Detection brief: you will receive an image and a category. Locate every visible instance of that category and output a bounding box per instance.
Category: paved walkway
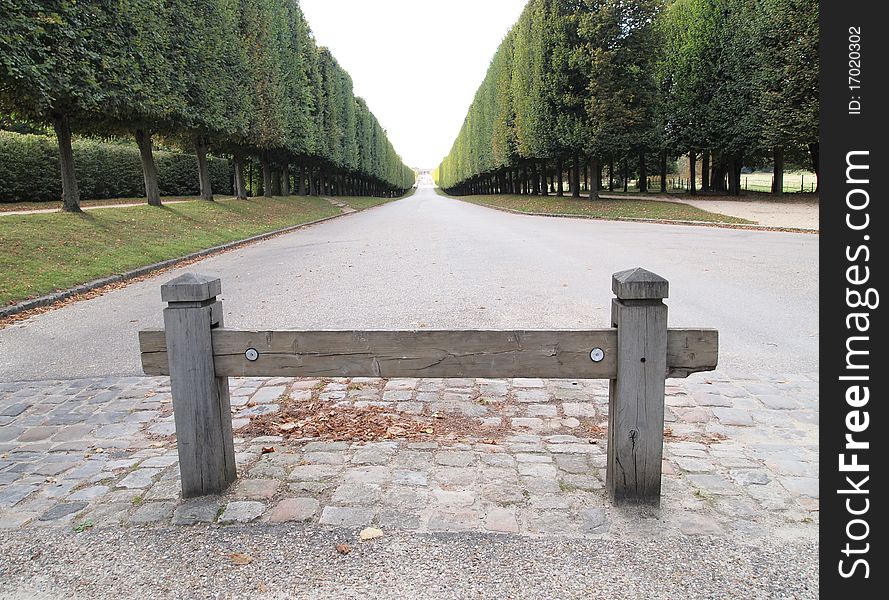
[0,372,818,540]
[0,199,195,216]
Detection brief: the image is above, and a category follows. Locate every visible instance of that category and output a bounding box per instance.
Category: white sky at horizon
[299,0,529,169]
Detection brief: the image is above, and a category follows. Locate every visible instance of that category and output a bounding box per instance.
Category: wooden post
[161,273,236,498]
[607,267,669,506]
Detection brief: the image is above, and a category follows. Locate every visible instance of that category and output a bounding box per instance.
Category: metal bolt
[590,347,605,363]
[245,348,259,362]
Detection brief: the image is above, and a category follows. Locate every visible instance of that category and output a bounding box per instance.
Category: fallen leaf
[229,553,254,566]
[386,426,406,437]
[359,527,384,541]
[278,422,298,432]
[424,428,434,434]
[335,543,351,555]
[261,447,276,455]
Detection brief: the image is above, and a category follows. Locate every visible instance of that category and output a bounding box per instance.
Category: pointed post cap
[161,273,222,303]
[612,267,669,300]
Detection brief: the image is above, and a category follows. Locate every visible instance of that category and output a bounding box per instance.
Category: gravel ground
[0,526,818,599]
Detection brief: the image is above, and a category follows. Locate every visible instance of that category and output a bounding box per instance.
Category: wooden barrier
[139,268,718,505]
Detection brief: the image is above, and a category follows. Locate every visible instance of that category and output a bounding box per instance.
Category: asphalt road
[0,187,818,382]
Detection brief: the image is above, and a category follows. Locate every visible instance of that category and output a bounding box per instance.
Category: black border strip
[820,1,886,594]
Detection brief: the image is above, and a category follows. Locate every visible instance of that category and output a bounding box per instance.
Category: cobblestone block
[319,506,375,527]
[266,498,319,523]
[219,501,266,524]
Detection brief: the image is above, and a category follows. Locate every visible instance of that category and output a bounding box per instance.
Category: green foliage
[757,0,819,151]
[439,0,818,195]
[0,0,414,197]
[0,131,231,203]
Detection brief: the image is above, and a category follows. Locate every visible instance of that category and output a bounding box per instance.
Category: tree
[0,1,112,211]
[758,0,819,192]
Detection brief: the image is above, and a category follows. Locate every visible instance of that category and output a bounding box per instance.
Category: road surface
[0,187,818,382]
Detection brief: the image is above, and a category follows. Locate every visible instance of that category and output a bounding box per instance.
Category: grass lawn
[0,195,342,306]
[441,191,754,224]
[740,170,817,194]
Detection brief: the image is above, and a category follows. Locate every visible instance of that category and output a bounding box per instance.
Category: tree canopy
[0,0,414,209]
[437,0,818,196]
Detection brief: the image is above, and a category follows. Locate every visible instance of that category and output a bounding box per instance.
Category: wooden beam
[666,328,718,378]
[141,329,618,378]
[139,328,717,380]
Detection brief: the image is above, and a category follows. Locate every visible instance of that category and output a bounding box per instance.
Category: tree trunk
[701,150,710,192]
[531,162,539,195]
[233,153,247,200]
[583,163,588,192]
[297,164,307,195]
[638,152,647,193]
[728,156,742,196]
[556,159,564,196]
[660,151,667,193]
[52,112,81,212]
[572,155,580,197]
[808,142,819,191]
[727,158,738,196]
[608,158,614,191]
[194,135,214,201]
[588,156,599,200]
[281,163,291,196]
[688,151,697,195]
[272,168,282,196]
[261,158,273,197]
[622,158,628,193]
[135,128,162,206]
[772,146,784,194]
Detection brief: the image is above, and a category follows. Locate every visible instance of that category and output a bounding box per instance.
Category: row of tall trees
[0,0,414,212]
[435,0,818,197]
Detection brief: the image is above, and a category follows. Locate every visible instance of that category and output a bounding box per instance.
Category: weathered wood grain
[140,327,716,379]
[666,328,718,378]
[160,275,236,498]
[606,272,669,507]
[142,329,619,379]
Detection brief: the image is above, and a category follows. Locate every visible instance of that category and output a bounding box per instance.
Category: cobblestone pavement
[0,373,818,542]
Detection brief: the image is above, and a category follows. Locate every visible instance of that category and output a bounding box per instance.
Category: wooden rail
[139,328,716,379]
[139,268,718,505]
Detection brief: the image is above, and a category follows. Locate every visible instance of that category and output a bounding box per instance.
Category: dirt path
[599,193,819,230]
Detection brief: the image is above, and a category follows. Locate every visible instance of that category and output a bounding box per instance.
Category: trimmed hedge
[0,131,232,203]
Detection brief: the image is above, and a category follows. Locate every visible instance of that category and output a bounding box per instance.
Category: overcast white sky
[300,0,528,169]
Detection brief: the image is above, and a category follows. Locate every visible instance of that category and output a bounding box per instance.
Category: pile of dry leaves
[235,398,512,444]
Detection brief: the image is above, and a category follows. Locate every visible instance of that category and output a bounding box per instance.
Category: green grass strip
[0,196,342,306]
[443,191,754,224]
